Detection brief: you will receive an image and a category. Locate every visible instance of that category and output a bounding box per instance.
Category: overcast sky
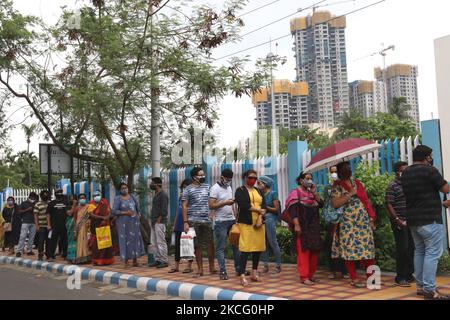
[5,0,450,155]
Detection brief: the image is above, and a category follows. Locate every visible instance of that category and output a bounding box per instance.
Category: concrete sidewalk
[2,252,450,300]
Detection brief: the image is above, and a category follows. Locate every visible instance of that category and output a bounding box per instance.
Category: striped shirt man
[181,183,211,223]
[34,201,49,228]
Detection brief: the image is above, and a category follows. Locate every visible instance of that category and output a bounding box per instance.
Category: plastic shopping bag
[180,227,196,259]
[96,226,113,250]
[170,232,176,247]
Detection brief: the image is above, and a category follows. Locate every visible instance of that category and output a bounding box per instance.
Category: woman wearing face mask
[169,179,193,274]
[257,176,282,274]
[112,183,145,268]
[88,191,114,266]
[331,162,376,288]
[323,166,348,280]
[285,172,323,285]
[2,197,21,255]
[66,195,78,263]
[68,194,91,264]
[234,169,267,287]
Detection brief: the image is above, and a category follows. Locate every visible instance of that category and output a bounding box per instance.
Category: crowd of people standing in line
[1,144,449,299]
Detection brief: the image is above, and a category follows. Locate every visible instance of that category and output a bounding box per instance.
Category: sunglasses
[246,177,258,180]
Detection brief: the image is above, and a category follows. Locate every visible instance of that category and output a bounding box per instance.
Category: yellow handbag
[228,224,240,247]
[95,226,112,250]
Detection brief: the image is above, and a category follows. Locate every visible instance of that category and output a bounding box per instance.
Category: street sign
[39,144,79,175]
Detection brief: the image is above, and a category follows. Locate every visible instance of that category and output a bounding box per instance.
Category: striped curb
[0,256,286,301]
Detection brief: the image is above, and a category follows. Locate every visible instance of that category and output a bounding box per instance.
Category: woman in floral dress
[331,162,376,288]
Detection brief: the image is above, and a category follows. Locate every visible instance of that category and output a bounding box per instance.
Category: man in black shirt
[386,161,414,287]
[401,145,450,300]
[46,190,69,261]
[16,192,39,257]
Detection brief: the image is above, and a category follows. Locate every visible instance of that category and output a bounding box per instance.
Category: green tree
[388,97,411,120]
[334,112,418,142]
[21,123,40,186]
[0,149,49,189]
[354,163,396,271]
[0,0,265,189]
[249,126,331,156]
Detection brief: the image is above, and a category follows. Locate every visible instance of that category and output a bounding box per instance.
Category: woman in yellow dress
[73,194,91,264]
[235,169,267,287]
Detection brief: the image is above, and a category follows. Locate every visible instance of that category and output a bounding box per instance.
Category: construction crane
[355,44,395,70]
[311,0,357,13]
[354,44,395,111]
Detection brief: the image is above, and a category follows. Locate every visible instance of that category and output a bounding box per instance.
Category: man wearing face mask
[46,189,69,261]
[401,145,450,300]
[209,169,240,280]
[182,167,216,277]
[34,190,50,261]
[16,192,39,257]
[149,177,169,268]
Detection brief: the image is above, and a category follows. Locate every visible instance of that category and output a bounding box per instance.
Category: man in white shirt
[209,168,240,280]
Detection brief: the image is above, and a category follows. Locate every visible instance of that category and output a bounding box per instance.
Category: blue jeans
[214,220,240,274]
[261,214,282,267]
[17,223,36,254]
[410,223,444,292]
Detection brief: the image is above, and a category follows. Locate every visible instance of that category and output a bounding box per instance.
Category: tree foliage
[388,97,411,120]
[334,112,418,142]
[354,163,396,271]
[0,0,265,188]
[0,148,50,189]
[257,126,331,156]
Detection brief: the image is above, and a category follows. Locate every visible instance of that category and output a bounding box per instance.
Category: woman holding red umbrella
[331,161,376,288]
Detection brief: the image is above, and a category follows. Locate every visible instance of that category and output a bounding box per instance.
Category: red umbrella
[305,138,381,173]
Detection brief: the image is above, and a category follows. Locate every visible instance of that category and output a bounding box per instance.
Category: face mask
[7,201,13,206]
[331,173,338,181]
[196,176,206,184]
[246,177,257,187]
[94,196,101,203]
[221,177,232,187]
[398,172,402,178]
[79,199,87,205]
[28,198,36,203]
[304,179,314,188]
[120,189,128,195]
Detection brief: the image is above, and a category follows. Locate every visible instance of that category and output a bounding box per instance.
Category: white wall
[435,35,450,177]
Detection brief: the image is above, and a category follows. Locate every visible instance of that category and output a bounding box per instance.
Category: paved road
[0,264,184,300]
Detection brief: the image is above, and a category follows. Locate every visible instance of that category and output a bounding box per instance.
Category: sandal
[210,269,218,275]
[350,281,366,288]
[168,268,179,273]
[301,279,315,286]
[250,275,261,282]
[193,273,204,278]
[182,268,193,274]
[240,277,249,287]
